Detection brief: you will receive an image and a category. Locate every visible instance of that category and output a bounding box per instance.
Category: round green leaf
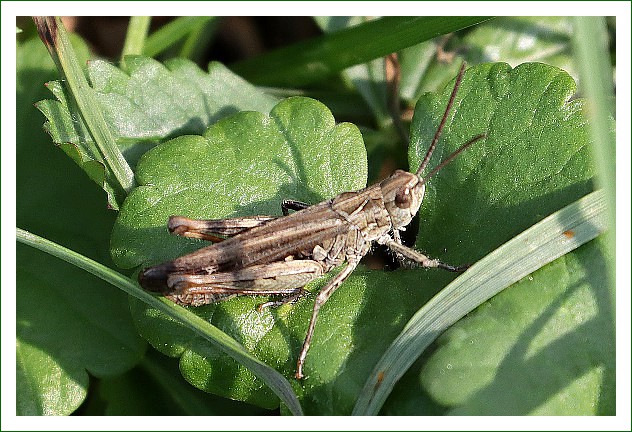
[399,17,577,104]
[383,62,607,415]
[111,96,367,407]
[464,17,576,80]
[410,62,594,264]
[352,62,602,415]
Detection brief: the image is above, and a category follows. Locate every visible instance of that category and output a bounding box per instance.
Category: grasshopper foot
[437,262,470,272]
[256,289,309,312]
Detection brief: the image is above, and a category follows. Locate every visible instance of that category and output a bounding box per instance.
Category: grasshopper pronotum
[139,63,485,379]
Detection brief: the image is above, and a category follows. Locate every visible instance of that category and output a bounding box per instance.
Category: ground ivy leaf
[464,17,576,80]
[88,350,268,415]
[111,96,366,407]
[389,62,608,415]
[400,17,577,105]
[36,55,278,206]
[410,62,594,265]
[17,245,148,415]
[89,56,278,141]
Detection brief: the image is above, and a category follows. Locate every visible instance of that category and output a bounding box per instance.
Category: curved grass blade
[143,16,217,58]
[16,228,303,416]
[353,189,608,415]
[571,17,616,310]
[33,17,135,205]
[233,16,492,87]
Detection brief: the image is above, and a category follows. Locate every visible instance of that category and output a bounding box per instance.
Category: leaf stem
[143,16,217,58]
[121,16,151,59]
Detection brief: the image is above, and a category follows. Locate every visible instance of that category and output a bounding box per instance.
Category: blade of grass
[179,18,219,62]
[16,227,303,416]
[143,16,217,58]
[33,17,135,202]
[571,17,616,311]
[121,16,151,59]
[232,16,492,87]
[353,189,608,415]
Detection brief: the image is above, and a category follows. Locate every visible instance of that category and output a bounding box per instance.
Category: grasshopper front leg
[381,236,468,272]
[281,199,310,215]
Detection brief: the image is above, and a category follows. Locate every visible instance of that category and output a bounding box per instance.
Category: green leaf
[410,62,595,262]
[16,35,146,416]
[110,96,366,408]
[36,55,278,203]
[86,348,270,415]
[374,62,607,415]
[464,17,576,78]
[16,244,147,415]
[423,237,614,415]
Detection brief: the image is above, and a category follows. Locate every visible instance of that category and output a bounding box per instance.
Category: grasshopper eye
[395,188,412,208]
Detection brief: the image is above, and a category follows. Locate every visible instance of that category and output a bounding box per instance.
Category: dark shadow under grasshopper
[139,63,486,380]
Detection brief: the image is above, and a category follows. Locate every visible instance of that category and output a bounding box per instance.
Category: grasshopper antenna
[419,133,486,186]
[416,62,467,178]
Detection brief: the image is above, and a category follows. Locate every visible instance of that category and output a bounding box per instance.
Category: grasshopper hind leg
[168,215,277,241]
[164,260,325,310]
[167,292,238,307]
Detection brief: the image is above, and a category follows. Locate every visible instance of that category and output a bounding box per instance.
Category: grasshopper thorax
[380,169,425,230]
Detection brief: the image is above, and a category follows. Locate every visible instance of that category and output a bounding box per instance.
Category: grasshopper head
[380,170,425,230]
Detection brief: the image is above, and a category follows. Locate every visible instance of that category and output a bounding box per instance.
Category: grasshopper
[139,63,485,379]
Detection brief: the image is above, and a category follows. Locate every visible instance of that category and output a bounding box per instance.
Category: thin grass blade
[16,228,304,416]
[353,189,608,415]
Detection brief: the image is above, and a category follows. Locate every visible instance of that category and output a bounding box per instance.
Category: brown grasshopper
[139,63,485,379]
